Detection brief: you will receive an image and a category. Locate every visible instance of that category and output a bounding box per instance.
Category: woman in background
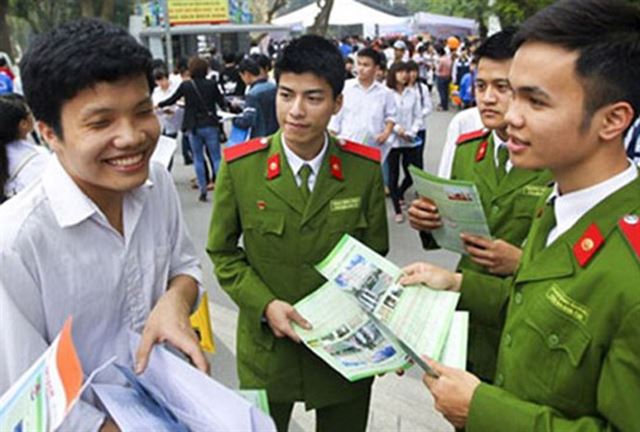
[0,94,51,203]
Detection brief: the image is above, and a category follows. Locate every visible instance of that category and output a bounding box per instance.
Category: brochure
[93,332,276,432]
[294,235,462,381]
[0,319,83,432]
[294,282,411,381]
[409,166,492,254]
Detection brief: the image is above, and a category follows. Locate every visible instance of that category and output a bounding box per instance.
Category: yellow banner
[168,0,229,25]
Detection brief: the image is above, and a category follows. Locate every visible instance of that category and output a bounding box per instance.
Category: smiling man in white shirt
[0,18,206,432]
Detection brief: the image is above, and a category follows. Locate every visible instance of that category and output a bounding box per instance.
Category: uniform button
[548,334,560,347]
[495,373,504,386]
[491,205,500,214]
[514,292,523,305]
[504,333,512,347]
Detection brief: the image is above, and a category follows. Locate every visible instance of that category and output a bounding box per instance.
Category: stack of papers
[294,235,468,381]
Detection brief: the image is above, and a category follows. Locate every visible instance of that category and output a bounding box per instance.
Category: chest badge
[330,155,344,181]
[257,200,267,210]
[475,140,488,162]
[266,153,280,180]
[573,223,604,267]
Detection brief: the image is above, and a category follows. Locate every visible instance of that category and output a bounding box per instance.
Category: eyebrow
[278,85,325,96]
[80,97,153,120]
[515,86,551,100]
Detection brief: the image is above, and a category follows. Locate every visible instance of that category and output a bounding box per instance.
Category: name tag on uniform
[330,197,361,212]
[546,285,590,324]
[522,185,549,197]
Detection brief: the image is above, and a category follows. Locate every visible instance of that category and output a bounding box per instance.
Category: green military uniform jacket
[460,173,640,431]
[207,131,389,409]
[422,129,552,380]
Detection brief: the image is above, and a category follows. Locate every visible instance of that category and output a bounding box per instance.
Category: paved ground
[174,106,460,432]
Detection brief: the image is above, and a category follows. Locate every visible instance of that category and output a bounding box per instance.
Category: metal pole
[163,0,174,71]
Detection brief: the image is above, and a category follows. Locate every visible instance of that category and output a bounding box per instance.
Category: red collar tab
[573,223,605,267]
[266,153,281,180]
[339,139,381,162]
[456,128,488,145]
[330,155,344,180]
[619,214,640,261]
[475,140,488,162]
[223,137,269,163]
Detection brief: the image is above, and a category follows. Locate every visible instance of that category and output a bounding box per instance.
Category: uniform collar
[281,133,329,177]
[42,156,154,229]
[547,161,638,246]
[492,130,512,173]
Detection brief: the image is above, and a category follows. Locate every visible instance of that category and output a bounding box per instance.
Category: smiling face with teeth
[40,74,161,210]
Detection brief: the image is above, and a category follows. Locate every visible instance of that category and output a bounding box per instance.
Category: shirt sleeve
[232,92,258,131]
[458,269,511,329]
[437,113,461,179]
[384,89,397,125]
[467,304,640,430]
[159,165,204,310]
[206,160,278,331]
[0,252,106,432]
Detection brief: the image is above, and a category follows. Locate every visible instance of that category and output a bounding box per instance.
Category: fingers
[464,243,495,261]
[289,309,312,330]
[279,321,301,343]
[398,273,427,286]
[408,200,442,231]
[401,262,429,277]
[460,233,492,249]
[170,330,210,374]
[134,329,157,374]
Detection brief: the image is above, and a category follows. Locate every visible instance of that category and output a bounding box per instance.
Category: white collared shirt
[0,157,202,431]
[492,131,513,174]
[329,78,397,147]
[281,133,329,192]
[546,161,638,246]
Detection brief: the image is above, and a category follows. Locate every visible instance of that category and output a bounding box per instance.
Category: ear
[598,101,635,142]
[38,121,64,153]
[332,93,343,115]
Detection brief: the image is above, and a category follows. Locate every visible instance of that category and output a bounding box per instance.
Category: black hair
[344,57,354,65]
[0,94,30,203]
[19,18,153,138]
[238,58,261,76]
[386,62,410,90]
[152,67,168,81]
[0,58,6,67]
[406,60,419,73]
[357,47,382,67]
[474,27,517,62]
[174,57,189,75]
[223,52,236,64]
[514,0,640,126]
[249,53,272,72]
[274,35,345,98]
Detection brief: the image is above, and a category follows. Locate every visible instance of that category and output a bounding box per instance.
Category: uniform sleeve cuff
[467,383,535,431]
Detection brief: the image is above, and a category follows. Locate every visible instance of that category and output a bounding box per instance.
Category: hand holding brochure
[409,166,491,254]
[294,235,464,381]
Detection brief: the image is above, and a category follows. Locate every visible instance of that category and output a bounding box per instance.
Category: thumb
[398,272,426,286]
[289,308,312,330]
[135,330,156,374]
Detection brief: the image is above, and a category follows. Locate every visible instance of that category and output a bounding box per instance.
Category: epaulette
[619,214,640,261]
[338,139,381,162]
[456,129,489,145]
[223,137,269,163]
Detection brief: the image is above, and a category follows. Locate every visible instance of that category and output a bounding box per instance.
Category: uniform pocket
[513,193,540,219]
[522,295,591,396]
[327,210,368,234]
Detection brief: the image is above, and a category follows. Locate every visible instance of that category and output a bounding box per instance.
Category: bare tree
[308,0,334,36]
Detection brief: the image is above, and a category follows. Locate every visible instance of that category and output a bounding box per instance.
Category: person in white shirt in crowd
[436,106,483,178]
[0,18,207,432]
[0,93,51,203]
[407,60,433,171]
[413,43,435,92]
[386,61,423,223]
[329,47,396,157]
[152,67,183,140]
[392,39,411,64]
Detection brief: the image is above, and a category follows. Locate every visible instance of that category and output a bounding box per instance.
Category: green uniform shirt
[207,131,389,409]
[422,130,552,380]
[460,174,640,431]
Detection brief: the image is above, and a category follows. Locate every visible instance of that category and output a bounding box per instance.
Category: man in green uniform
[207,35,388,432]
[401,1,640,429]
[410,29,553,382]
